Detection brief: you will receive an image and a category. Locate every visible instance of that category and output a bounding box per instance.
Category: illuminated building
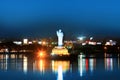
[105,40,116,46]
[23,39,28,45]
[28,41,32,44]
[52,46,69,56]
[13,41,22,45]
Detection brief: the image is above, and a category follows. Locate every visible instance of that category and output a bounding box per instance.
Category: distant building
[23,39,28,45]
[13,41,22,45]
[105,40,116,46]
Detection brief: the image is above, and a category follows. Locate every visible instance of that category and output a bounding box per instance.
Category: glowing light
[39,60,45,72]
[23,56,28,74]
[118,47,119,50]
[82,43,86,46]
[51,46,69,56]
[105,42,110,45]
[96,42,102,45]
[23,39,28,45]
[42,41,46,45]
[51,29,69,56]
[40,52,43,56]
[105,58,113,71]
[28,41,32,44]
[57,66,63,80]
[57,29,64,46]
[52,60,70,73]
[78,37,83,40]
[5,54,8,70]
[78,55,86,77]
[77,36,86,41]
[86,59,88,71]
[5,48,9,52]
[90,37,93,40]
[89,59,94,72]
[33,59,49,73]
[104,47,107,50]
[39,52,43,57]
[11,54,16,59]
[105,40,116,46]
[13,41,22,45]
[88,41,96,45]
[37,50,46,58]
[38,41,42,44]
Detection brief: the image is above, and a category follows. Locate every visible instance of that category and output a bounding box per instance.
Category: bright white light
[13,41,22,45]
[88,41,96,45]
[23,56,28,74]
[78,37,83,40]
[77,36,86,41]
[57,29,64,46]
[5,54,8,70]
[28,41,32,44]
[57,66,63,80]
[80,37,83,40]
[89,59,94,72]
[109,40,113,42]
[90,37,93,40]
[106,58,113,71]
[82,43,86,46]
[105,42,110,45]
[23,39,28,45]
[96,42,102,45]
[38,41,42,44]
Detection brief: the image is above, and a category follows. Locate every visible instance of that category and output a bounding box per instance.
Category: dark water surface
[0,53,120,80]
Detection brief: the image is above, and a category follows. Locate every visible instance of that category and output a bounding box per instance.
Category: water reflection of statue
[57,66,63,80]
[56,29,64,46]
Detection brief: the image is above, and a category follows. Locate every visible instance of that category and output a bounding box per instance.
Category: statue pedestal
[51,46,69,56]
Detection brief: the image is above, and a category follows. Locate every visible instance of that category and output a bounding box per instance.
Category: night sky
[0,0,120,39]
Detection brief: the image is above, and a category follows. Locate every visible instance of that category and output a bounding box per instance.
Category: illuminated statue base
[51,46,69,57]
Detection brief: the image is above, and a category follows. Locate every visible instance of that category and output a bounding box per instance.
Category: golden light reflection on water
[52,60,70,73]
[33,59,51,72]
[23,56,27,73]
[10,54,16,59]
[36,59,45,72]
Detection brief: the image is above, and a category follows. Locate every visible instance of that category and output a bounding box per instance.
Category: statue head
[57,29,63,37]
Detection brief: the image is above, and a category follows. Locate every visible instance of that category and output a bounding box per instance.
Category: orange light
[42,41,46,45]
[37,50,46,58]
[52,60,70,73]
[40,52,43,56]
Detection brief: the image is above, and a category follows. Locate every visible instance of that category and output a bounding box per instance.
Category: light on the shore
[37,50,46,58]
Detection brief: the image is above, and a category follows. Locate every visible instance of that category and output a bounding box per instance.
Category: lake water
[0,53,120,80]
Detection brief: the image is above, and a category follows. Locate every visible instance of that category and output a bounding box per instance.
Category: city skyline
[0,0,120,39]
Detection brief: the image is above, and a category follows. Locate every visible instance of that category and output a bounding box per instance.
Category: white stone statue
[56,29,64,46]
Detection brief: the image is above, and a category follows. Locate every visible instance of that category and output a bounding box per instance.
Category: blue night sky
[0,0,120,39]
